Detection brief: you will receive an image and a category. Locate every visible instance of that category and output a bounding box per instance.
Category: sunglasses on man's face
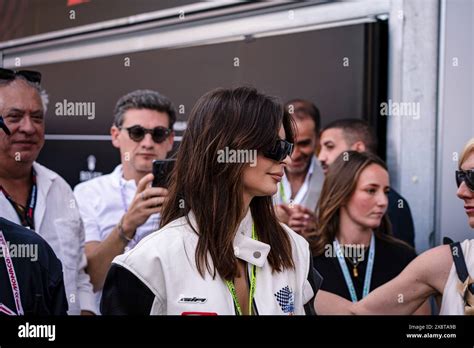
[120,125,171,144]
[456,169,474,192]
[262,139,294,162]
[0,68,42,84]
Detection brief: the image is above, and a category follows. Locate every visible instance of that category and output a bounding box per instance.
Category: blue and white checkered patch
[274,285,295,314]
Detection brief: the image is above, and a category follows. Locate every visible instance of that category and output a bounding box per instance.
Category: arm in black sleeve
[101,264,155,315]
[42,240,69,315]
[387,190,415,247]
[304,252,323,315]
[48,275,69,315]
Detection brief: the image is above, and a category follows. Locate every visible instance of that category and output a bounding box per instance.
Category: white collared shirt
[0,162,96,314]
[73,165,161,250]
[279,155,316,205]
[274,155,324,210]
[74,165,161,313]
[108,210,319,315]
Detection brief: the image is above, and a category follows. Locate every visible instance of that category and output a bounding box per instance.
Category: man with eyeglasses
[73,90,175,309]
[0,68,96,315]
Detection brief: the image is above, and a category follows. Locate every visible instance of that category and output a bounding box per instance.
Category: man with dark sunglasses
[74,90,175,310]
[0,68,96,315]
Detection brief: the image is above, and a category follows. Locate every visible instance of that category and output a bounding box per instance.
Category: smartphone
[152,159,176,188]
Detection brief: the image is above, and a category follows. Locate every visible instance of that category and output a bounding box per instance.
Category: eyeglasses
[119,125,171,143]
[262,139,294,162]
[0,115,11,135]
[456,169,474,192]
[0,68,42,84]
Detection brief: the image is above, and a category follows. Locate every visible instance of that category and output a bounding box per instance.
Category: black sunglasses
[0,68,42,84]
[120,125,171,144]
[456,169,474,192]
[263,139,294,162]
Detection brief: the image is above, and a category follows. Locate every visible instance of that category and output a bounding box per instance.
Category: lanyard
[334,234,375,303]
[0,170,37,230]
[279,182,288,203]
[0,230,24,315]
[225,224,257,315]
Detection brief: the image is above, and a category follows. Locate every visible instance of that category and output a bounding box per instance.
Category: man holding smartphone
[74,90,175,304]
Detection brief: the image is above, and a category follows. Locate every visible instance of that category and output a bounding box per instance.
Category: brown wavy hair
[311,151,411,256]
[160,86,295,280]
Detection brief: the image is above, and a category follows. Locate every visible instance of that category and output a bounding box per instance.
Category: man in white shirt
[0,68,96,314]
[275,99,324,238]
[74,90,175,305]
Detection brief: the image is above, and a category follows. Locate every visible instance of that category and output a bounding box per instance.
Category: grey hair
[0,76,49,113]
[113,89,176,129]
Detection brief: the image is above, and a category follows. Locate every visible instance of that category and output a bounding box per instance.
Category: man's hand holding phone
[120,174,169,239]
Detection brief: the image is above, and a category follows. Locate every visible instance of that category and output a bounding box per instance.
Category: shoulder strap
[444,238,474,294]
[450,242,470,283]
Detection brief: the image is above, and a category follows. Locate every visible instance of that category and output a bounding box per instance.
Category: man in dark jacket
[0,217,68,315]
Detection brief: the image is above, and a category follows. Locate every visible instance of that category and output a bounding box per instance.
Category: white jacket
[101,210,322,315]
[0,162,96,314]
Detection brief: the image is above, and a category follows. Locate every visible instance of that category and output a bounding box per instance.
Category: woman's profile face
[457,151,474,228]
[342,163,390,230]
[242,126,290,199]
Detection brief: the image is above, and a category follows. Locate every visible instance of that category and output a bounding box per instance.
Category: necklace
[345,255,362,277]
[343,245,365,278]
[334,235,375,302]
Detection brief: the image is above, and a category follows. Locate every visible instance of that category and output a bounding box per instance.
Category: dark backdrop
[29,22,387,187]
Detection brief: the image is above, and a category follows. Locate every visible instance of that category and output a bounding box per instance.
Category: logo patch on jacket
[178,296,207,304]
[274,286,295,314]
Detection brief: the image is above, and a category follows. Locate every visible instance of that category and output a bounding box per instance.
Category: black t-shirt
[0,217,68,315]
[313,235,416,301]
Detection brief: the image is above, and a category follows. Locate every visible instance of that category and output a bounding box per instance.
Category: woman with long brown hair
[101,86,321,315]
[316,138,474,315]
[312,151,430,314]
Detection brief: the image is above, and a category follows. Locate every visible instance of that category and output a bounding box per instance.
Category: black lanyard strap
[0,170,37,230]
